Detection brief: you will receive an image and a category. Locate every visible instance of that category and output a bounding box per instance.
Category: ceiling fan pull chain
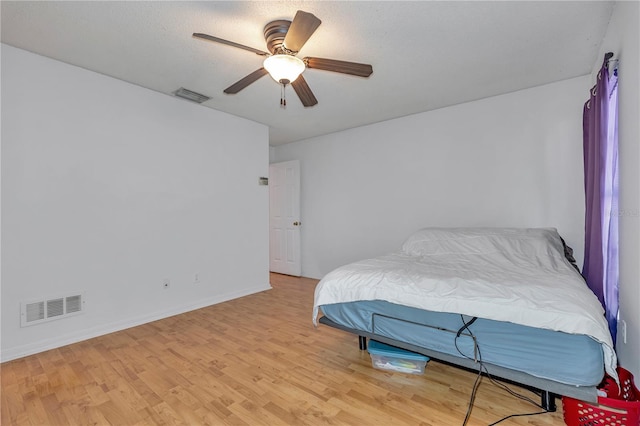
[280,83,287,108]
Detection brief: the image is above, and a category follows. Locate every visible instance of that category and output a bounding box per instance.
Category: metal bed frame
[319,315,600,411]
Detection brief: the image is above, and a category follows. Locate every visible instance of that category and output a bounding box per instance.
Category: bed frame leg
[358,336,367,351]
[541,391,556,412]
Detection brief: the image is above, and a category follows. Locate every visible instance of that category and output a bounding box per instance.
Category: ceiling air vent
[21,293,85,327]
[173,87,211,104]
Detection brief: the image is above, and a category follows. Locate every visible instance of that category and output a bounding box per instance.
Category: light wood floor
[1,273,567,425]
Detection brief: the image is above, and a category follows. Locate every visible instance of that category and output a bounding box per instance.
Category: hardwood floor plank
[149,400,185,425]
[1,273,567,425]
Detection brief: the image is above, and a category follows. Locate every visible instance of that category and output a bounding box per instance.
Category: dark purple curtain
[582,53,619,344]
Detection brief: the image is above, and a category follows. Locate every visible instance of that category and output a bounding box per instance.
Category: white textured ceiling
[1,1,614,145]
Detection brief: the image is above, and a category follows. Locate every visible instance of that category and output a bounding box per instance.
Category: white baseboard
[0,284,272,362]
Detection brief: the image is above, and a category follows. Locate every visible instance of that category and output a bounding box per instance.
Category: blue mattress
[320,300,604,386]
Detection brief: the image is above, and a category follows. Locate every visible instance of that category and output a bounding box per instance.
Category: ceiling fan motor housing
[264,20,292,54]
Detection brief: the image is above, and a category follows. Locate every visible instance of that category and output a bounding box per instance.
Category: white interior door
[269,160,301,276]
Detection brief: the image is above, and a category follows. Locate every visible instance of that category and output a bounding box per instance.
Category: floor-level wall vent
[66,295,82,313]
[21,293,85,327]
[25,301,45,323]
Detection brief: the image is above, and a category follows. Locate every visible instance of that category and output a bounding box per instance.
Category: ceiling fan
[193,10,373,107]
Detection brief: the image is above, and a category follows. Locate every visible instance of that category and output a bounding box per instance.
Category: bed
[312,227,617,410]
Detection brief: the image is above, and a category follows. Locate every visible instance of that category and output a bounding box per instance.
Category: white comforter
[313,228,617,381]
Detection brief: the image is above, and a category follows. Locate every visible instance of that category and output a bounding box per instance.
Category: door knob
[293,221,301,226]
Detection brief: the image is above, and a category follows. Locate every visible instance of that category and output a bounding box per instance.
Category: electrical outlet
[194,273,200,284]
[163,279,170,289]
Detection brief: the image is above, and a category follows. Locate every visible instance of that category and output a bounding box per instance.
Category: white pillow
[400,227,564,257]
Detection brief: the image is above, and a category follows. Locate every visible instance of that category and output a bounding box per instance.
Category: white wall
[1,45,270,361]
[593,1,640,378]
[272,76,589,280]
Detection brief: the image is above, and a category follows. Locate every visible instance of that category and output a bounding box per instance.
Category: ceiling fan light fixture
[263,54,305,84]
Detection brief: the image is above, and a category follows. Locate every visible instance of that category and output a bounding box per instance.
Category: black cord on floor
[454,315,551,426]
[488,410,551,425]
[462,367,484,425]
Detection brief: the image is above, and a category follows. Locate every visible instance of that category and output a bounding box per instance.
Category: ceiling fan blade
[283,11,322,52]
[291,75,318,107]
[193,33,268,56]
[224,68,269,94]
[305,57,373,77]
